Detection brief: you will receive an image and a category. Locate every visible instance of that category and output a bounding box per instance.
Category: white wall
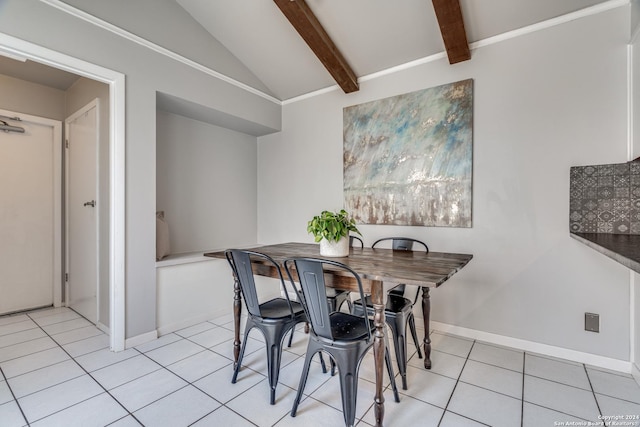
[0,0,281,339]
[156,111,258,254]
[632,0,640,40]
[258,7,632,361]
[0,74,65,120]
[156,259,231,334]
[60,0,273,97]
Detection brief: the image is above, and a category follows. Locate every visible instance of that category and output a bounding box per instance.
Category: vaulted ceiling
[0,0,615,101]
[176,0,613,100]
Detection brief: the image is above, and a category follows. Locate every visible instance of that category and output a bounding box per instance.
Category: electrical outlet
[585,313,599,333]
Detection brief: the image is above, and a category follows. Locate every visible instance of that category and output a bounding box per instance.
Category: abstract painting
[343,79,473,227]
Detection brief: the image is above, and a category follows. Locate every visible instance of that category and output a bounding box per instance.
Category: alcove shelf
[570,232,640,274]
[569,158,640,274]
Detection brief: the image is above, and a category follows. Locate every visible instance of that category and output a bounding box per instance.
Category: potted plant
[307,209,361,257]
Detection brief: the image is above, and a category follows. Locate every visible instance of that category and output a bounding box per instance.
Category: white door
[66,100,99,324]
[0,110,62,315]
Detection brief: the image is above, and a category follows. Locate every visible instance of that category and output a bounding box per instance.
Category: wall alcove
[154,92,279,334]
[155,91,279,260]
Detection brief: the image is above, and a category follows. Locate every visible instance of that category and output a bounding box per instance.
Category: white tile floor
[1,306,639,427]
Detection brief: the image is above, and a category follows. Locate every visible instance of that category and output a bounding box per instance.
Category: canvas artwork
[343,79,473,227]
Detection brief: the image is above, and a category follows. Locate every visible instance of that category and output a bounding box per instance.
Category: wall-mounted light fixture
[0,115,25,133]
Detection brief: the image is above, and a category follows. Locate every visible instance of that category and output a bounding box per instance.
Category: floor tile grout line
[93,347,165,390]
[0,341,60,366]
[0,363,30,426]
[0,333,51,352]
[105,414,143,426]
[21,307,146,426]
[45,328,106,347]
[135,345,231,396]
[188,404,259,427]
[584,363,604,419]
[37,319,96,336]
[63,337,111,357]
[437,338,476,426]
[521,351,526,427]
[20,306,73,319]
[134,342,266,425]
[29,312,83,325]
[586,364,638,380]
[0,314,32,325]
[5,309,637,426]
[527,351,584,367]
[60,334,111,354]
[455,378,524,401]
[465,356,524,375]
[0,323,40,337]
[592,390,640,406]
[519,371,606,422]
[6,358,85,399]
[524,401,595,424]
[525,372,598,392]
[27,389,115,425]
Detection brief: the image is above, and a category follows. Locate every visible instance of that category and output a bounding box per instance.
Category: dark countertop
[570,232,640,274]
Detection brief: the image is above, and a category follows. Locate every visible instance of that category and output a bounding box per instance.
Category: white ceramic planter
[319,237,349,257]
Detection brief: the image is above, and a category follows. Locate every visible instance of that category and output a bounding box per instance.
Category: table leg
[421,286,431,369]
[371,280,385,427]
[233,274,242,368]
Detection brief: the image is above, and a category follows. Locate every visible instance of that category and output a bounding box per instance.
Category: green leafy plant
[307,209,361,243]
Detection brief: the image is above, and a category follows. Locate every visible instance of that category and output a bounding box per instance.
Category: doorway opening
[0,33,126,351]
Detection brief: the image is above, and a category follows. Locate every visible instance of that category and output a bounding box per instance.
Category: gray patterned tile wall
[570,161,640,234]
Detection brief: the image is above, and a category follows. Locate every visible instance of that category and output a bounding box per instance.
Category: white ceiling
[0,0,617,100]
[176,0,613,100]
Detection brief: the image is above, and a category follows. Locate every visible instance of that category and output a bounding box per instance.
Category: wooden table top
[204,242,472,288]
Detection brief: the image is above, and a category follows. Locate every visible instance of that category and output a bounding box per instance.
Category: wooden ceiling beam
[432,0,471,64]
[273,0,359,93]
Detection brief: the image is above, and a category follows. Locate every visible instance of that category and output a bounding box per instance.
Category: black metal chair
[325,236,362,314]
[284,257,400,427]
[351,237,426,390]
[225,249,320,405]
[349,235,364,248]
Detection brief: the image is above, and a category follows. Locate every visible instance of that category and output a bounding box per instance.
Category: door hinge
[65,139,69,149]
[65,273,68,282]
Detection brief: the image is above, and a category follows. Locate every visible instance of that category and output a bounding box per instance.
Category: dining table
[204,242,472,427]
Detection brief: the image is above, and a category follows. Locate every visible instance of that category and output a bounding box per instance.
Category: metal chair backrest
[284,257,370,342]
[372,237,429,253]
[371,237,428,301]
[349,235,364,248]
[225,249,294,319]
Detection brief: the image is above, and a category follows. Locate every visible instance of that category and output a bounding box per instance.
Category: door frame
[65,99,100,327]
[0,108,63,311]
[0,33,126,351]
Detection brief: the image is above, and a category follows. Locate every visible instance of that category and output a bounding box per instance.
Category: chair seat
[352,294,412,314]
[260,298,305,319]
[329,312,370,341]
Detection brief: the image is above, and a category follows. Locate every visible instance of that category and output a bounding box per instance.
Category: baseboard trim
[157,309,228,336]
[124,330,158,349]
[97,321,110,335]
[632,363,640,385]
[430,320,633,374]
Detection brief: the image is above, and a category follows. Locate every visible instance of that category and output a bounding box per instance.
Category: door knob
[83,200,96,207]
